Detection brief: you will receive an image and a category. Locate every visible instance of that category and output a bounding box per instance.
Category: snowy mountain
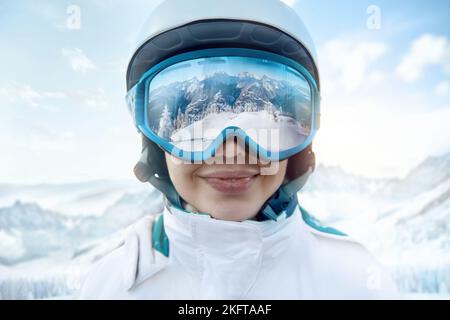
[303,152,450,296]
[0,186,163,266]
[0,181,165,299]
[72,189,163,239]
[373,153,450,259]
[0,201,74,265]
[148,71,311,136]
[0,179,149,217]
[0,201,69,231]
[1,152,449,298]
[378,152,450,200]
[298,164,388,223]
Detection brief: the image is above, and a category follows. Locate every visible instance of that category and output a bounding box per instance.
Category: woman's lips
[202,175,258,194]
[198,170,259,194]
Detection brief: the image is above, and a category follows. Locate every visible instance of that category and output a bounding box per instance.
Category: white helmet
[127,0,320,220]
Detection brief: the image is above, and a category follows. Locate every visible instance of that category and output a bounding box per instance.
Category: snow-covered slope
[0,186,163,266]
[0,181,164,299]
[304,152,450,296]
[1,151,449,298]
[377,152,450,200]
[0,179,149,217]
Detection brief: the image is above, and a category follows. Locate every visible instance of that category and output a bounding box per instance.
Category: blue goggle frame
[126,48,320,163]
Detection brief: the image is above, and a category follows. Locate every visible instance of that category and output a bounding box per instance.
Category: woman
[78,0,399,299]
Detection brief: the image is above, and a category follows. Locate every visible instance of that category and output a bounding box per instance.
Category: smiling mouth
[199,174,259,194]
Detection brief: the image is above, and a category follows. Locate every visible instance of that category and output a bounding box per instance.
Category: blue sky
[151,56,310,90]
[0,0,449,183]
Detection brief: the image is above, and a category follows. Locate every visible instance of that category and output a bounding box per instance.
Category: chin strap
[255,166,314,221]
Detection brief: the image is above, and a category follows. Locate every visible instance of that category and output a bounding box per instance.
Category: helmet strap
[255,166,313,221]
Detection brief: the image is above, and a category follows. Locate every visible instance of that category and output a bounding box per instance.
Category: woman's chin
[203,201,260,221]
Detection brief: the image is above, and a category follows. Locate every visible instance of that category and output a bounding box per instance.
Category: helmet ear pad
[284,143,315,182]
[134,135,171,183]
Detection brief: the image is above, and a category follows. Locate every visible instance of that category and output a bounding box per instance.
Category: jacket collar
[162,202,300,298]
[123,200,301,297]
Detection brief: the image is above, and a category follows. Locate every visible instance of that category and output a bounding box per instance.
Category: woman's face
[165,138,288,221]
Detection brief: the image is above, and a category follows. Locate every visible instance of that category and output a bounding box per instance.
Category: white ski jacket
[77,202,400,299]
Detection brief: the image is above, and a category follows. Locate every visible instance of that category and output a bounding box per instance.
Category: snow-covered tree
[157,104,174,138]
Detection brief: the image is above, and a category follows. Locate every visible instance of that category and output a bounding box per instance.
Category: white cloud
[30,132,77,153]
[319,38,388,93]
[435,80,449,96]
[0,83,66,107]
[0,82,108,110]
[367,70,386,86]
[280,0,298,6]
[396,34,450,82]
[12,84,41,107]
[105,58,128,74]
[315,34,449,178]
[68,88,109,110]
[61,48,96,73]
[315,96,450,178]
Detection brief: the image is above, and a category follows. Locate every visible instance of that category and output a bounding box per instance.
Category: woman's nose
[209,136,259,165]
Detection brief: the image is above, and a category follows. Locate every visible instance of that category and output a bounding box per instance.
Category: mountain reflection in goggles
[145,55,313,155]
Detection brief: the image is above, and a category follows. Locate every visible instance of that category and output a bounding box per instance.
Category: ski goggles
[126,48,320,162]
